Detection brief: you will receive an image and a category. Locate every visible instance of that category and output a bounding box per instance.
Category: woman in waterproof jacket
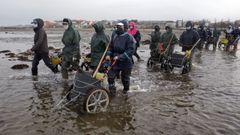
[159,26,178,57]
[150,25,161,57]
[28,18,58,77]
[128,21,142,61]
[61,18,81,80]
[90,22,110,70]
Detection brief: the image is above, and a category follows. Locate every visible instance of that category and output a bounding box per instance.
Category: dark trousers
[32,52,55,76]
[61,56,79,79]
[133,46,140,60]
[213,37,219,49]
[108,68,132,91]
[197,39,205,50]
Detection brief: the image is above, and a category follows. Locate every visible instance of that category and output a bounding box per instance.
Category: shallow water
[0,30,240,135]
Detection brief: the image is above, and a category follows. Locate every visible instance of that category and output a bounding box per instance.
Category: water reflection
[73,97,135,134]
[30,81,55,134]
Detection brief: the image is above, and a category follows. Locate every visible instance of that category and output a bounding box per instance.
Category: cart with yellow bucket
[50,52,62,69]
[161,40,200,74]
[66,68,110,114]
[80,53,91,71]
[218,37,228,49]
[65,39,116,114]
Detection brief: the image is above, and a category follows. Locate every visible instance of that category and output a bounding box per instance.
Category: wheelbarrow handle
[92,37,112,78]
[106,60,117,73]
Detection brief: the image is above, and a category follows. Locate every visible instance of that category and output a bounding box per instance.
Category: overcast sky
[0,0,239,26]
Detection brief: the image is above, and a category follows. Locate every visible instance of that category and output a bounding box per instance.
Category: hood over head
[63,18,73,27]
[165,25,172,33]
[93,22,105,33]
[32,18,44,30]
[186,21,193,30]
[128,21,138,35]
[120,19,129,31]
[154,25,160,31]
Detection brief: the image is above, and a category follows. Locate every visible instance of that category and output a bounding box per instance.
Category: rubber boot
[109,84,116,97]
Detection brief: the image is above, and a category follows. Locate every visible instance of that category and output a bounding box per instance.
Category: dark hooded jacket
[31,18,49,53]
[62,18,81,59]
[206,28,212,38]
[197,26,207,41]
[232,28,240,38]
[179,28,200,48]
[107,32,135,69]
[90,22,110,67]
[150,29,161,50]
[213,28,221,38]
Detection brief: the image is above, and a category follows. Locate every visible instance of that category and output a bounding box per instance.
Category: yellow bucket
[185,50,191,59]
[95,72,106,81]
[220,38,228,45]
[51,56,61,65]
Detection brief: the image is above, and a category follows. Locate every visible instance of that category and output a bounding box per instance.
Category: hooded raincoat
[90,22,110,67]
[61,18,81,79]
[160,28,178,57]
[62,18,81,61]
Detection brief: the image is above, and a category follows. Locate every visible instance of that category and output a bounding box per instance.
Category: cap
[117,22,124,26]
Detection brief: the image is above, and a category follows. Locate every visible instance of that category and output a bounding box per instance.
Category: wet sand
[0,29,240,135]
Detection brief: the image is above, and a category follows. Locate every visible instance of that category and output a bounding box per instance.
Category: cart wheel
[147,58,150,67]
[162,59,172,73]
[166,63,173,73]
[160,62,165,70]
[147,58,154,69]
[182,61,191,74]
[66,84,73,101]
[84,88,110,114]
[147,58,152,68]
[182,67,187,74]
[80,63,90,71]
[218,42,222,49]
[66,85,86,113]
[161,59,167,70]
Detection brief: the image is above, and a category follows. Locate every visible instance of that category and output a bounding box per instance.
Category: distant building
[165,21,176,28]
[44,21,55,28]
[234,20,240,26]
[138,21,177,29]
[54,20,64,28]
[176,20,184,28]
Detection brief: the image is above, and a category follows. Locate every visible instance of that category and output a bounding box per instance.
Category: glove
[113,56,118,60]
[160,43,164,52]
[27,49,33,54]
[103,61,111,68]
[72,57,78,61]
[105,56,111,61]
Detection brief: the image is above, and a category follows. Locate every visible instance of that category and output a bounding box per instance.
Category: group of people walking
[28,18,239,96]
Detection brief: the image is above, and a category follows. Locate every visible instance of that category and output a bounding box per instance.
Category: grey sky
[0,0,239,26]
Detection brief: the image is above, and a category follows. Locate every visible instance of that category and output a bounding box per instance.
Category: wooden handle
[190,39,201,52]
[161,34,174,55]
[92,38,111,78]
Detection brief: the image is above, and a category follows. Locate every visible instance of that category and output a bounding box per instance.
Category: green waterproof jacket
[213,29,221,38]
[62,19,81,60]
[90,22,110,67]
[150,31,161,50]
[160,29,178,57]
